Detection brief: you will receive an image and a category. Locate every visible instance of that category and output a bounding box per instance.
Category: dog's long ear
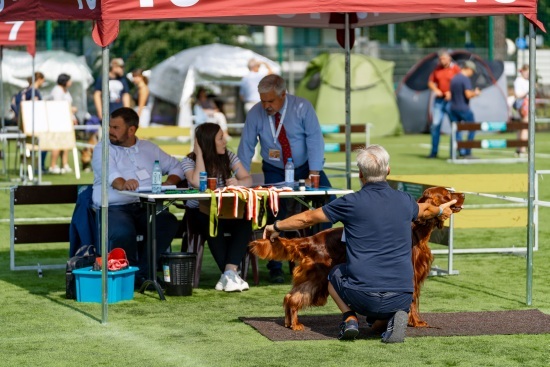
[249,238,293,261]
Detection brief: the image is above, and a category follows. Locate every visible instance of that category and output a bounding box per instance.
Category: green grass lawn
[1,131,550,367]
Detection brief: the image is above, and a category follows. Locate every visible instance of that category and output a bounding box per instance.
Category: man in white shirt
[92,107,184,285]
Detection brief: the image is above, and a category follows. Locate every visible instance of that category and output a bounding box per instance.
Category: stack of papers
[136,185,177,193]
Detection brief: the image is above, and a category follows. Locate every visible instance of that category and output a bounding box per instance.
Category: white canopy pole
[344,13,351,190]
[100,45,110,324]
[0,46,4,131]
[31,58,38,184]
[526,23,536,306]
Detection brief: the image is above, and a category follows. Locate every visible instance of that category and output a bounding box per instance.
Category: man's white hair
[355,144,390,182]
[258,74,286,96]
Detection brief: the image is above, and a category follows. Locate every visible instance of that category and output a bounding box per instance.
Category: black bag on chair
[65,244,98,299]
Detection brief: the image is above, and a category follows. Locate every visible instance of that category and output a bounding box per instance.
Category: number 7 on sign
[5,21,23,41]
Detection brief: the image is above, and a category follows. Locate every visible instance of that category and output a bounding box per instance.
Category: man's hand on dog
[438,199,457,220]
[264,224,280,242]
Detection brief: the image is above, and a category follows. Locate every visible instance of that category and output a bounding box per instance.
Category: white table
[120,187,353,299]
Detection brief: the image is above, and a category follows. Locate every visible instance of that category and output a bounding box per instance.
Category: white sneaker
[239,277,249,291]
[48,166,61,174]
[223,271,243,292]
[214,274,226,291]
[62,165,72,173]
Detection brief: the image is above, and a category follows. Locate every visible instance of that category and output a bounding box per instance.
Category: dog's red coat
[249,186,464,331]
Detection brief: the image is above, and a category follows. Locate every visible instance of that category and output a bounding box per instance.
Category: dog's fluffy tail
[249,237,294,262]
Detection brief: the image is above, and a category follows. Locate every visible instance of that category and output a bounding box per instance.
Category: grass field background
[1,131,550,366]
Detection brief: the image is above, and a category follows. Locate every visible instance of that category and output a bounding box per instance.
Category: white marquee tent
[148,43,280,127]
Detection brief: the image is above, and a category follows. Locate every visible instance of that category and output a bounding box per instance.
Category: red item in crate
[94,248,129,271]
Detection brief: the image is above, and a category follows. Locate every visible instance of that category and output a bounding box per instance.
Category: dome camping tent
[147,43,280,127]
[396,50,509,134]
[296,53,400,137]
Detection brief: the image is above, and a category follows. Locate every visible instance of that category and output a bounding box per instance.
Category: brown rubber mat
[241,309,550,341]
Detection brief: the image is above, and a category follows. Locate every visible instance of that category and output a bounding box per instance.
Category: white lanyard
[269,99,288,144]
[124,144,141,170]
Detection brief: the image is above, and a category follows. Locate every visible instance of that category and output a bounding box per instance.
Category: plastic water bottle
[152,160,162,194]
[284,158,295,185]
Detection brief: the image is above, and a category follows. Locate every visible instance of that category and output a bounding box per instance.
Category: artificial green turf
[1,132,550,366]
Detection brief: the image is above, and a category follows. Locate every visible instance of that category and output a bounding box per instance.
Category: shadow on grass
[429,276,526,306]
[43,294,102,323]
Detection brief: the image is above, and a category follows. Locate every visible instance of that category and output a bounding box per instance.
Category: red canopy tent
[0,21,36,129]
[0,1,542,321]
[0,0,542,28]
[0,21,35,56]
[0,1,543,45]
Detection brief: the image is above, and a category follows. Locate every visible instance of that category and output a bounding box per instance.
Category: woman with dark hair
[131,68,151,127]
[49,73,78,174]
[181,123,253,292]
[193,87,230,140]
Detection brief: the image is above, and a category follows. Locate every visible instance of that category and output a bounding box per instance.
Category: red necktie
[275,112,292,165]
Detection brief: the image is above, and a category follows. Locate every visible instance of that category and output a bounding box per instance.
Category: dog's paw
[408,320,429,328]
[290,323,305,331]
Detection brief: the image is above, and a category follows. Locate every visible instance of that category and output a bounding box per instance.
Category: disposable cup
[207,177,217,190]
[310,174,320,189]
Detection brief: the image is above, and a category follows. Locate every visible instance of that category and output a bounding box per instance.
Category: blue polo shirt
[322,181,418,293]
[450,73,473,112]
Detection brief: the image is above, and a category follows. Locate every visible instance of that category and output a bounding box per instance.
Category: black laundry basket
[161,252,196,296]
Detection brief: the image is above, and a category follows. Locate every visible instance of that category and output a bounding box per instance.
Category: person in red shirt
[427,50,461,158]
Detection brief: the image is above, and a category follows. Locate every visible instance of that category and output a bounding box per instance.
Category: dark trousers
[262,161,334,271]
[329,264,412,323]
[98,203,178,278]
[450,109,476,156]
[194,209,252,273]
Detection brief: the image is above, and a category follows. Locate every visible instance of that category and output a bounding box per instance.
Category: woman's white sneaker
[239,276,249,291]
[215,274,227,291]
[223,271,243,292]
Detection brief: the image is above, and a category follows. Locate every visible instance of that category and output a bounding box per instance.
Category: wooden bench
[321,123,371,153]
[449,121,529,164]
[9,184,158,272]
[321,123,371,179]
[9,184,87,271]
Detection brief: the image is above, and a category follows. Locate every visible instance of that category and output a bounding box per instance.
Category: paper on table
[263,181,296,187]
[136,185,177,193]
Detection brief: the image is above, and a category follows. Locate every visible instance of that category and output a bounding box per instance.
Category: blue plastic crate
[73,266,138,303]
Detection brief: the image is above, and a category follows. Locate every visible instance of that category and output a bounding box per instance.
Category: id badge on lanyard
[269,102,288,144]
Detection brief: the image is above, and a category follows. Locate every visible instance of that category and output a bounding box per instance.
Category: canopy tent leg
[526,23,536,306]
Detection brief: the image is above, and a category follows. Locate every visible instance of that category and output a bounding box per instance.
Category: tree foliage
[111,21,249,72]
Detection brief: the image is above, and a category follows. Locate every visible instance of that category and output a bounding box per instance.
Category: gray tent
[147,43,280,127]
[396,50,509,134]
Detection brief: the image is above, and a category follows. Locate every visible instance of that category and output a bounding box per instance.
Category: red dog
[249,186,464,331]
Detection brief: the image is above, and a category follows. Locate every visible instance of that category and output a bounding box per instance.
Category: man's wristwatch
[273,220,282,232]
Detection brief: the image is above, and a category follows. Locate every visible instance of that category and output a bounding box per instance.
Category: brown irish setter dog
[249,186,464,331]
